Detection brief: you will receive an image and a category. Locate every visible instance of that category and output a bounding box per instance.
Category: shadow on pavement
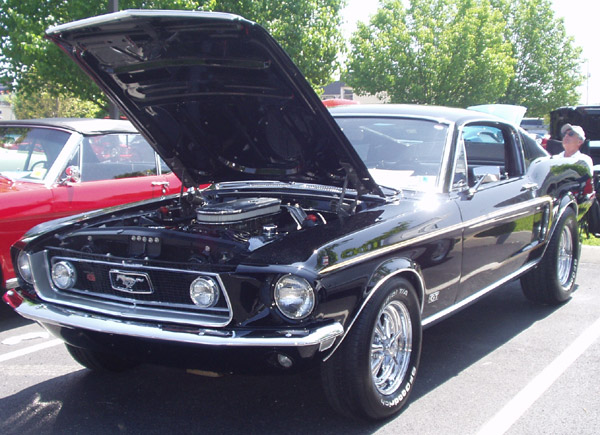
[412,280,561,403]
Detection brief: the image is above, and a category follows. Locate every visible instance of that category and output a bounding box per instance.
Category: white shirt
[557,150,594,175]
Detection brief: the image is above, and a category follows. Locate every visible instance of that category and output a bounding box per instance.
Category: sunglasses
[563,130,577,138]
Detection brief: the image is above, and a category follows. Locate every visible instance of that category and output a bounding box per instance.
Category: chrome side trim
[421,259,538,327]
[319,196,553,274]
[14,300,344,349]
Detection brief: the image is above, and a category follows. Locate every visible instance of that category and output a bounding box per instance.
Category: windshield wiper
[378,184,402,196]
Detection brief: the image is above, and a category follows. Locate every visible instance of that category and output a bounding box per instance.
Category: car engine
[52,189,335,267]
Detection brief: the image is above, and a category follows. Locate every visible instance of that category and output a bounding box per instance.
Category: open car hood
[46,10,382,196]
[467,104,527,126]
[550,106,600,141]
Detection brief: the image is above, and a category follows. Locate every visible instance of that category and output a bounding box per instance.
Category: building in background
[321,81,386,104]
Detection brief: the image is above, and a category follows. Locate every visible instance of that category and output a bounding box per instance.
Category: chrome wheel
[557,224,573,287]
[371,300,412,395]
[521,208,579,305]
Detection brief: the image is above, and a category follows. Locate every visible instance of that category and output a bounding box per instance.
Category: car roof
[0,118,138,135]
[328,104,505,125]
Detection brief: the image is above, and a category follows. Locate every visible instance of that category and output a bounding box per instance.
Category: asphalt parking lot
[1,247,599,434]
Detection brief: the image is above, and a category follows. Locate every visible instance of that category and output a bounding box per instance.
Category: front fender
[323,256,425,361]
[366,257,426,312]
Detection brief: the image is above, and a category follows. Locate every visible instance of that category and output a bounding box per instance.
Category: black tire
[66,344,138,372]
[521,207,579,305]
[321,277,422,421]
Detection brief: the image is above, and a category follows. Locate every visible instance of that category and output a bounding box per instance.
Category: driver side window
[461,123,521,187]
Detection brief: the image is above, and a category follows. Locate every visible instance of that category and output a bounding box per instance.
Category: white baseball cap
[561,123,586,140]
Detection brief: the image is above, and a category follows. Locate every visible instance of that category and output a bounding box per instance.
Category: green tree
[346,0,514,107]
[346,0,583,114]
[13,87,102,119]
[493,0,583,116]
[211,1,346,90]
[0,0,345,116]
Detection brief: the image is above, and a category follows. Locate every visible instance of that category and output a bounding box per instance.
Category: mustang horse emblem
[109,270,153,294]
[116,274,145,289]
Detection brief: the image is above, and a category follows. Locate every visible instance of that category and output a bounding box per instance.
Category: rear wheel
[66,344,138,372]
[521,207,579,304]
[321,277,422,421]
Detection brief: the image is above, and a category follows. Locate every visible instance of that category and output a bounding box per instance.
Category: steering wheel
[30,160,48,171]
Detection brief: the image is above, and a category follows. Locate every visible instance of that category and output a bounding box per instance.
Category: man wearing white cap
[558,123,593,173]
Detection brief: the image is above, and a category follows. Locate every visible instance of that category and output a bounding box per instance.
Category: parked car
[520,117,548,142]
[322,98,359,107]
[0,118,182,292]
[4,10,595,421]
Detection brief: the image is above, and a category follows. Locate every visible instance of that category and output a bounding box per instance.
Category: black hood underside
[46,10,381,196]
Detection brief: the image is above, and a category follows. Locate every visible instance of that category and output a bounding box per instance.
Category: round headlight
[17,251,34,284]
[190,277,219,308]
[51,261,77,289]
[274,274,315,320]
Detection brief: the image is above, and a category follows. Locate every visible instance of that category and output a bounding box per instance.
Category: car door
[50,134,181,217]
[452,122,549,302]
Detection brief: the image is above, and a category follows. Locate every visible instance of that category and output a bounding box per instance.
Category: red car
[322,98,359,108]
[0,118,182,291]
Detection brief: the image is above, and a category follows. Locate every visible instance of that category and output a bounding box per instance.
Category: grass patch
[581,232,600,246]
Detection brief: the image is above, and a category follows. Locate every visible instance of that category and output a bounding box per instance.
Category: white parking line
[0,339,63,363]
[477,316,600,435]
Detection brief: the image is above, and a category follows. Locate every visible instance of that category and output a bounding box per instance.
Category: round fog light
[190,277,219,308]
[17,251,34,284]
[274,274,315,320]
[51,261,77,289]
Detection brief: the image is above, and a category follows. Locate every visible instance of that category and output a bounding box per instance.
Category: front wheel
[321,277,422,421]
[521,207,579,304]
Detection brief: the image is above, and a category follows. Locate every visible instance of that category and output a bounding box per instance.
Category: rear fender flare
[549,193,578,242]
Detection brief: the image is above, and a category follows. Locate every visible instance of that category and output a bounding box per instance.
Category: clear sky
[341,0,600,105]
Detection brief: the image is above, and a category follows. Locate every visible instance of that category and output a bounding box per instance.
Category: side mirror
[468,173,499,197]
[60,165,81,184]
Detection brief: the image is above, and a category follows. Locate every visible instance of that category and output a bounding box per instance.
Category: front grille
[38,249,232,327]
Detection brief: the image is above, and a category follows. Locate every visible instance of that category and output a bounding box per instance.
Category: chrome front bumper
[14,298,344,352]
[5,278,18,290]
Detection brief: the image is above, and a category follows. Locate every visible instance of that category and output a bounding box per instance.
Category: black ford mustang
[3,10,595,421]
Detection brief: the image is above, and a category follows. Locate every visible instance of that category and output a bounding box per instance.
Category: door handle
[151,181,169,194]
[521,182,538,192]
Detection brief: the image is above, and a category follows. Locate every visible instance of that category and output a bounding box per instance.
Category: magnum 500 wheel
[321,277,422,421]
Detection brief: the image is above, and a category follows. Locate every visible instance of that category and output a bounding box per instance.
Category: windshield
[334,117,449,191]
[0,126,71,181]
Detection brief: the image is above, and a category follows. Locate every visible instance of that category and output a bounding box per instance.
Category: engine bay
[51,187,348,267]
